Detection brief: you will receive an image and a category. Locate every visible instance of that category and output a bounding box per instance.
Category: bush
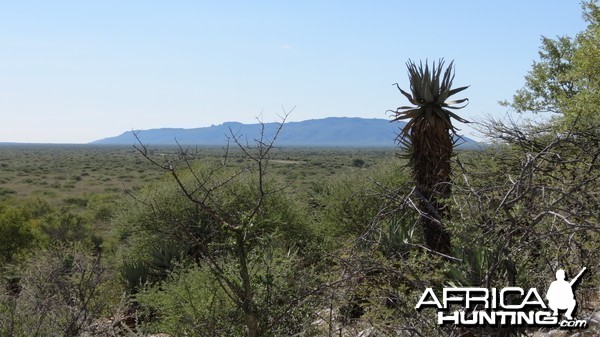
[40,208,92,244]
[0,245,112,337]
[117,157,323,335]
[309,159,411,238]
[351,158,365,168]
[0,209,38,264]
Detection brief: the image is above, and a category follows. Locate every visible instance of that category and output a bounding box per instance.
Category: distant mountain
[91,117,480,148]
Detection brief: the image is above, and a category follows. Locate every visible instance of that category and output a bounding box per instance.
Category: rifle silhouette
[569,267,586,286]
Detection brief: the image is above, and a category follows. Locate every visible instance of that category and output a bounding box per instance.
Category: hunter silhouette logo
[546,267,586,320]
[415,267,588,328]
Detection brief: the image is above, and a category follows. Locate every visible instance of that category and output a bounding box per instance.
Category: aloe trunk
[391,59,469,255]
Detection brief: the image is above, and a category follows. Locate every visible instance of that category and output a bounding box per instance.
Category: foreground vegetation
[0,133,597,336]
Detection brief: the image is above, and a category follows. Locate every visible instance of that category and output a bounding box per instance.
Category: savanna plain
[0,139,597,336]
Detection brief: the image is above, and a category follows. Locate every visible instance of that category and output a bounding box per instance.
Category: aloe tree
[391,59,469,255]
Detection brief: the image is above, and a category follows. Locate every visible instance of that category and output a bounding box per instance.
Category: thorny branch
[133,107,335,336]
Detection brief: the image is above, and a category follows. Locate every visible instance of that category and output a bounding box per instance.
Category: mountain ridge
[91,117,480,148]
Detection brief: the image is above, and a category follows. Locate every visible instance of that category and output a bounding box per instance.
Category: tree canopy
[503,1,600,129]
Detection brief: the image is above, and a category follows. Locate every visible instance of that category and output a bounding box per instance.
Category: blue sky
[0,1,588,143]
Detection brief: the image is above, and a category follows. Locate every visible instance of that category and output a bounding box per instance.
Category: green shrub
[351,158,365,168]
[0,245,111,337]
[116,157,324,335]
[40,209,91,244]
[0,209,37,264]
[309,159,410,238]
[0,187,17,197]
[136,263,243,336]
[136,246,319,337]
[118,163,316,261]
[62,197,88,208]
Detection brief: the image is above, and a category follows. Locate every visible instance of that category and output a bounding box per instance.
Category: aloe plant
[380,216,418,259]
[121,241,189,293]
[146,242,187,279]
[391,59,469,255]
[121,261,149,293]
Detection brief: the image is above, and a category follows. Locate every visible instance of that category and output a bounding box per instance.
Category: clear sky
[0,1,588,143]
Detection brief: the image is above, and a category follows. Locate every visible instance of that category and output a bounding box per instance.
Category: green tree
[391,59,469,255]
[502,1,600,128]
[0,209,37,264]
[127,114,322,336]
[474,3,600,332]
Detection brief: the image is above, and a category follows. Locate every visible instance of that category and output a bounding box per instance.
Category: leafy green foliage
[379,215,420,259]
[351,158,365,168]
[135,263,241,336]
[116,149,325,335]
[121,260,149,294]
[136,245,319,336]
[0,245,111,337]
[504,35,576,115]
[40,209,91,244]
[502,1,600,128]
[0,209,37,264]
[0,139,597,336]
[308,159,410,238]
